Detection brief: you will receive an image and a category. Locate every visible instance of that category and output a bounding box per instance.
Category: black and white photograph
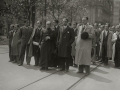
[0,0,120,90]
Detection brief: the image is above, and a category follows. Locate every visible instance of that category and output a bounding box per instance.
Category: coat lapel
[62,26,68,36]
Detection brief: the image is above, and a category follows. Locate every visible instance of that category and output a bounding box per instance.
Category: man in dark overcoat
[11,24,21,64]
[18,21,33,66]
[8,24,14,62]
[58,18,75,72]
[52,20,60,67]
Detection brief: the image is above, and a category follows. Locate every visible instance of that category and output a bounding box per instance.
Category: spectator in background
[11,24,21,64]
[114,25,120,68]
[52,20,60,67]
[99,23,112,65]
[112,25,119,63]
[8,24,14,62]
[71,22,78,67]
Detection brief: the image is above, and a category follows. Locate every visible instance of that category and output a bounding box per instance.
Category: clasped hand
[45,36,50,40]
[33,41,39,46]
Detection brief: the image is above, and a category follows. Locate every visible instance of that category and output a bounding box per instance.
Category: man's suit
[53,25,60,67]
[58,26,75,70]
[18,26,33,65]
[100,30,112,65]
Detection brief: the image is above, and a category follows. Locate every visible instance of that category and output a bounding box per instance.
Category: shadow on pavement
[89,73,112,83]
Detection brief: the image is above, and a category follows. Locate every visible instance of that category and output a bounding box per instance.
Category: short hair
[15,24,19,28]
[37,20,42,25]
[63,18,68,22]
[53,20,59,24]
[94,23,98,27]
[82,16,88,20]
[106,23,110,27]
[73,22,78,25]
[68,22,71,26]
[115,25,119,29]
[10,24,14,28]
[46,21,51,25]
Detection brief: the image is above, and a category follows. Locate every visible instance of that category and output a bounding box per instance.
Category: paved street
[0,45,120,90]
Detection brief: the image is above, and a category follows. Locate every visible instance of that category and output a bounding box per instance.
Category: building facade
[113,0,120,25]
[86,0,113,25]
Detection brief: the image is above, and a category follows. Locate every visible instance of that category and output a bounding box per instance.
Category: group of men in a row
[8,16,120,75]
[92,23,120,69]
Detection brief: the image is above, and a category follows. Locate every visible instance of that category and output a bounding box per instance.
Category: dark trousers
[102,44,108,64]
[60,57,70,70]
[9,45,13,61]
[96,42,100,59]
[114,48,120,67]
[13,55,19,63]
[79,65,90,73]
[19,43,30,65]
[33,45,40,65]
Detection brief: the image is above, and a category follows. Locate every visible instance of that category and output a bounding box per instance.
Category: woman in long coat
[39,21,56,70]
[11,24,21,64]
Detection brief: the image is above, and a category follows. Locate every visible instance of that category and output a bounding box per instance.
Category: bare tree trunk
[44,0,47,27]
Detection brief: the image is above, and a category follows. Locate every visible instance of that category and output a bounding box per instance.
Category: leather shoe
[40,67,45,70]
[59,68,65,71]
[18,64,23,66]
[76,71,83,73]
[65,69,69,73]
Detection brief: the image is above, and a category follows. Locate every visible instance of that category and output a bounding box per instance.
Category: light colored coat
[75,24,94,65]
[112,33,117,60]
[99,30,113,58]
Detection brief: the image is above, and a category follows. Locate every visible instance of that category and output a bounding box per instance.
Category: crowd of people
[8,16,120,75]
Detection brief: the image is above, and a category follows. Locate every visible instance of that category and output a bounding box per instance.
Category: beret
[81,32,89,40]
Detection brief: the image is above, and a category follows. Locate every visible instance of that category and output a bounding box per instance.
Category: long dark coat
[11,29,21,56]
[58,26,75,57]
[28,27,43,57]
[39,28,56,67]
[8,30,14,45]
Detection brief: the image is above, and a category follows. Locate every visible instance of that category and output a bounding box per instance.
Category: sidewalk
[0,35,8,45]
[0,46,120,90]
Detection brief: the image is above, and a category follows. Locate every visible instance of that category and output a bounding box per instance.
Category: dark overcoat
[58,26,75,57]
[39,28,56,67]
[8,30,14,45]
[11,29,21,55]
